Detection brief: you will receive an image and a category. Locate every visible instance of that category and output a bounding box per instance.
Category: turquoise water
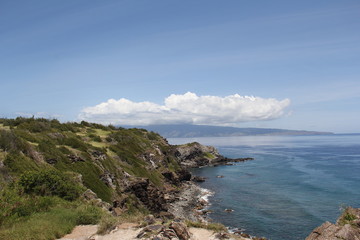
[168,135,360,240]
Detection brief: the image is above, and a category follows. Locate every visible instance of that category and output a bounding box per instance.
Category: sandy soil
[59,225,98,240]
[189,227,218,240]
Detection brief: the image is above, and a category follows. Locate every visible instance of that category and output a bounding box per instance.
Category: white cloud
[78,92,290,126]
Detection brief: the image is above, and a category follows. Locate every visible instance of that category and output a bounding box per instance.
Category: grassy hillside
[0,117,184,239]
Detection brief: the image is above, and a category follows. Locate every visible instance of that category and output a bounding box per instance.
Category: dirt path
[59,223,250,240]
[59,225,98,240]
[58,224,141,240]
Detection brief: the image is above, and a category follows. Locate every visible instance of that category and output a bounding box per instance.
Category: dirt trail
[58,223,251,240]
[59,224,220,240]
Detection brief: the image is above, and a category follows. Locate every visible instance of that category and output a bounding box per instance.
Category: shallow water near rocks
[169,135,360,240]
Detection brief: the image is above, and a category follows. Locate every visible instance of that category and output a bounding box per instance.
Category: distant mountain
[123,124,334,138]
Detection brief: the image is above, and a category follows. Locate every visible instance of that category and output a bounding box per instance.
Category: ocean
[168,135,360,240]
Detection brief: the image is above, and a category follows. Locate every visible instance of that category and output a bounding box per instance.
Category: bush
[0,186,57,225]
[75,204,102,225]
[4,152,39,174]
[18,170,82,201]
[63,137,88,151]
[89,134,102,142]
[0,130,28,153]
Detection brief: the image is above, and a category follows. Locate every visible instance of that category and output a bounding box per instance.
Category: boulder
[306,207,360,240]
[170,222,191,240]
[192,176,206,182]
[143,214,157,225]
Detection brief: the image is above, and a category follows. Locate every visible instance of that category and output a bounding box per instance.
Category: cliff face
[306,207,360,240]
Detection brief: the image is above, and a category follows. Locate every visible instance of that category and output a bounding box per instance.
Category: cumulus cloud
[78,92,290,126]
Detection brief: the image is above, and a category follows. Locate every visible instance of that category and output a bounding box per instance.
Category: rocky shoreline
[167,143,267,240]
[62,140,360,240]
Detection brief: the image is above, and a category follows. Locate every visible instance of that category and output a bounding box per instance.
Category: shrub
[18,170,82,201]
[75,204,102,225]
[0,186,58,225]
[89,134,102,142]
[4,152,39,174]
[0,130,28,152]
[63,137,88,151]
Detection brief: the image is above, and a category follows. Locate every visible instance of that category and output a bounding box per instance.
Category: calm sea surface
[168,135,360,240]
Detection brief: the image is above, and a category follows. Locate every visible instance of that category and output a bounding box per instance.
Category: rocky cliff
[0,118,245,218]
[306,207,360,240]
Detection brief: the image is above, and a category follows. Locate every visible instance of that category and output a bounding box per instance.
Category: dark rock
[91,150,106,160]
[67,154,85,163]
[45,158,57,164]
[162,171,179,185]
[192,176,206,182]
[176,169,192,181]
[125,178,167,213]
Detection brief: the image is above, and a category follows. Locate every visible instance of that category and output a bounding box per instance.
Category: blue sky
[1,0,359,133]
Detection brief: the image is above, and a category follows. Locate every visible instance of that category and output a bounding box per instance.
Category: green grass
[90,141,108,148]
[4,152,40,174]
[339,209,357,226]
[0,203,102,240]
[203,152,216,159]
[185,220,227,232]
[0,124,11,130]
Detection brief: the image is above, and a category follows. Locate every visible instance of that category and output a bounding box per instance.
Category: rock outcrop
[125,178,168,213]
[175,142,253,168]
[306,207,360,240]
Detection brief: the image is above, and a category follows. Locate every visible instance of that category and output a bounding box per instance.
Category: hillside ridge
[123,124,334,138]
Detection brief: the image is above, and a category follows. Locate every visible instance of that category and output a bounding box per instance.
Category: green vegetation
[185,220,227,232]
[203,152,215,159]
[0,169,103,240]
[19,169,83,201]
[338,208,357,226]
[0,201,103,240]
[0,117,183,239]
